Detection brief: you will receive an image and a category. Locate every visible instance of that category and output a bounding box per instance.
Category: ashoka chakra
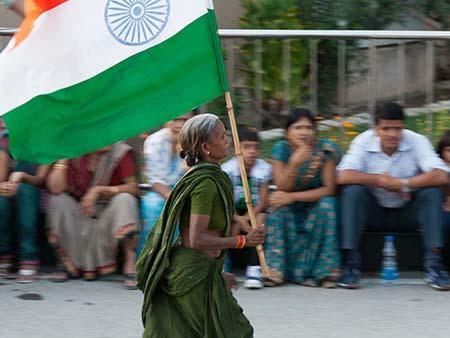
[105,0,170,46]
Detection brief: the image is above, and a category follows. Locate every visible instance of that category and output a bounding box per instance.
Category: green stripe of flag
[5,10,228,163]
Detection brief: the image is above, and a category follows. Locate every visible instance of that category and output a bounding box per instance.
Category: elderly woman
[0,131,50,283]
[46,142,140,288]
[437,130,450,230]
[138,113,192,254]
[265,108,341,288]
[137,114,264,338]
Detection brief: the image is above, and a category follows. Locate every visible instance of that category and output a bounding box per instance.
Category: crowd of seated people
[0,103,449,292]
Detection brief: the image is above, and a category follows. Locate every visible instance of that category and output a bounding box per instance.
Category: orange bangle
[235,235,246,249]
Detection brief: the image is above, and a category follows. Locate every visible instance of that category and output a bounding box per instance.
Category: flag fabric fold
[0,0,228,163]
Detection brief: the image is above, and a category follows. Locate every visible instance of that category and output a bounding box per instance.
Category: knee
[341,185,368,200]
[319,196,337,209]
[415,187,443,204]
[342,185,366,195]
[266,206,289,220]
[110,193,138,208]
[48,193,73,211]
[17,183,39,199]
[0,195,9,207]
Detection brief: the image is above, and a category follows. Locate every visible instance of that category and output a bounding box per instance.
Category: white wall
[0,1,244,28]
[214,0,243,28]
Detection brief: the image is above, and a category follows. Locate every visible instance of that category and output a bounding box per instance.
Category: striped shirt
[338,129,449,208]
[143,128,186,187]
[222,158,272,208]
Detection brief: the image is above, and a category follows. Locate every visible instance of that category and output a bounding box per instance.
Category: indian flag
[0,0,228,163]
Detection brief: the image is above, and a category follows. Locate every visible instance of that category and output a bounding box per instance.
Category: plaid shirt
[222,157,272,208]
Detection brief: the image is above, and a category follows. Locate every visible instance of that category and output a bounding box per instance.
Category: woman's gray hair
[179,113,221,166]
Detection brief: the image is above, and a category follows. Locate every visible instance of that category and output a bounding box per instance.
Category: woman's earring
[206,151,210,155]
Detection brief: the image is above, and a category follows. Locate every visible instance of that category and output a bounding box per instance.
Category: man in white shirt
[337,103,450,290]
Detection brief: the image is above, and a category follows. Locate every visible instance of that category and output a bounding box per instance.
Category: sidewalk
[1,276,450,338]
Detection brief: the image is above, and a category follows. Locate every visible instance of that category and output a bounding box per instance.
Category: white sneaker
[244,265,263,289]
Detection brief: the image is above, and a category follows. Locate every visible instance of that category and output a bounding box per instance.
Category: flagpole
[225,92,281,284]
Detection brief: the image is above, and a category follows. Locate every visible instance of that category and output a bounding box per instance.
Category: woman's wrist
[288,192,295,204]
[9,171,26,184]
[109,186,120,195]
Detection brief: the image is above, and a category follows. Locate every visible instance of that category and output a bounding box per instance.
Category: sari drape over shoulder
[137,163,254,338]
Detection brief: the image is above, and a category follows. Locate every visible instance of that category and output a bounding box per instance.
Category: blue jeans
[0,183,40,264]
[444,211,450,236]
[341,185,445,252]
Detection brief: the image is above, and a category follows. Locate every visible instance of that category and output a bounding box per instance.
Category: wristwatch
[400,179,410,193]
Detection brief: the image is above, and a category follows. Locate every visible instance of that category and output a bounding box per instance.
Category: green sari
[136,163,254,338]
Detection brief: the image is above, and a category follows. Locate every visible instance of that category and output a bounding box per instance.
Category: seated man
[222,126,271,289]
[337,103,450,291]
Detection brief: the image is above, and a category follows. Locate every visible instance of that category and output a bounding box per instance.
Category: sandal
[0,263,12,279]
[321,280,337,289]
[124,273,137,290]
[49,265,69,283]
[301,278,318,288]
[83,271,97,281]
[263,269,284,287]
[17,269,37,284]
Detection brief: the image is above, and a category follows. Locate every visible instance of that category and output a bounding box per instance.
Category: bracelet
[110,186,120,195]
[235,235,246,249]
[400,178,410,193]
[53,164,68,170]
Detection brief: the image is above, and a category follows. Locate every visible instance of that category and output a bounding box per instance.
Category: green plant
[239,0,308,126]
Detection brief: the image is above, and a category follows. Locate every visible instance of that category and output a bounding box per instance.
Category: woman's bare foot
[0,262,12,279]
[321,280,337,289]
[123,237,137,290]
[49,265,69,283]
[301,278,318,288]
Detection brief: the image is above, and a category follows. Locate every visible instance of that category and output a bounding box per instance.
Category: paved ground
[2,275,450,338]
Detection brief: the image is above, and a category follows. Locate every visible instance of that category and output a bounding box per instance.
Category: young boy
[222,126,272,289]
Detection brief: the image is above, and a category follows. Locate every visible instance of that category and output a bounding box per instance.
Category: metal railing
[215,30,450,141]
[3,28,450,39]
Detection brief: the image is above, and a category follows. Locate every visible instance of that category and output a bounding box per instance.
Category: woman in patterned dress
[265,108,341,288]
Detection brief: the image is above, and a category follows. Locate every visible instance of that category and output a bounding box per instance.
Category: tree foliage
[238,0,450,124]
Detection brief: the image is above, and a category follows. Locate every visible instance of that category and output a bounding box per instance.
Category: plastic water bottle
[381,235,399,285]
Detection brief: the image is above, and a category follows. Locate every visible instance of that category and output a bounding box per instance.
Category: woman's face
[442,146,450,165]
[204,122,229,163]
[286,117,315,148]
